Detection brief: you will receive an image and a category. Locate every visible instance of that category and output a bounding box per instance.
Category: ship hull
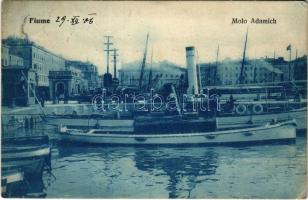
[60,120,296,146]
[216,108,306,130]
[45,116,134,131]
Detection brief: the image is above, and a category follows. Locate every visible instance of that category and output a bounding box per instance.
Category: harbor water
[5,124,307,198]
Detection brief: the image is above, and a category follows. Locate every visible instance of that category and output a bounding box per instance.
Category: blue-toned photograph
[1,1,307,198]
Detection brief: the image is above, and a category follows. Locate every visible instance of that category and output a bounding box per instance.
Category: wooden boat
[59,119,297,145]
[2,135,51,161]
[2,135,51,179]
[1,169,24,197]
[2,145,50,160]
[216,107,306,130]
[2,158,45,179]
[2,135,49,146]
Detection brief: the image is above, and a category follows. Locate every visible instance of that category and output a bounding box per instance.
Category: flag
[286,44,291,51]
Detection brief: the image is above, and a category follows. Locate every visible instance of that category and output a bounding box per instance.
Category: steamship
[57,44,300,145]
[53,32,305,145]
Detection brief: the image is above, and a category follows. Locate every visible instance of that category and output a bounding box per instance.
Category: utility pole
[104,36,113,74]
[112,48,119,78]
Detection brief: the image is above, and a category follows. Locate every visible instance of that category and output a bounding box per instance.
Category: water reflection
[44,137,306,198]
[134,147,219,198]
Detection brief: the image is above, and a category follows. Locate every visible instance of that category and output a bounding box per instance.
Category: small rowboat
[59,119,297,146]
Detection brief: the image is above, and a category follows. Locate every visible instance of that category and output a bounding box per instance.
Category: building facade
[292,55,307,81]
[48,66,88,101]
[2,37,66,99]
[66,60,99,92]
[1,44,24,68]
[119,60,187,90]
[265,55,307,82]
[2,44,36,106]
[264,57,289,82]
[2,37,102,105]
[200,58,283,87]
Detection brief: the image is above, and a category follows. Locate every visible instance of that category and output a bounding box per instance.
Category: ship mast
[139,33,149,90]
[239,28,248,85]
[147,47,153,91]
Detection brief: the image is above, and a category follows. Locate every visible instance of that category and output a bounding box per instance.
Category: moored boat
[1,169,24,197]
[1,135,51,179]
[200,86,307,131]
[216,107,307,130]
[2,158,45,179]
[2,145,51,160]
[2,136,51,161]
[2,135,49,146]
[59,119,297,146]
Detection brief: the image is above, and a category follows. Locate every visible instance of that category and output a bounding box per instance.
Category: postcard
[1,0,307,198]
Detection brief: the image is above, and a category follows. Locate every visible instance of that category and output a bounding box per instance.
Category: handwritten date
[55,13,96,27]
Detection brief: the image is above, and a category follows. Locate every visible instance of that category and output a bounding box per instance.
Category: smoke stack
[186,46,199,95]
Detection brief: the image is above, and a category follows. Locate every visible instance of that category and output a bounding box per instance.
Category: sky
[1,1,307,74]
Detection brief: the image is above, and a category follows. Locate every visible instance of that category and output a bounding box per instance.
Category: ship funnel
[186,46,199,95]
